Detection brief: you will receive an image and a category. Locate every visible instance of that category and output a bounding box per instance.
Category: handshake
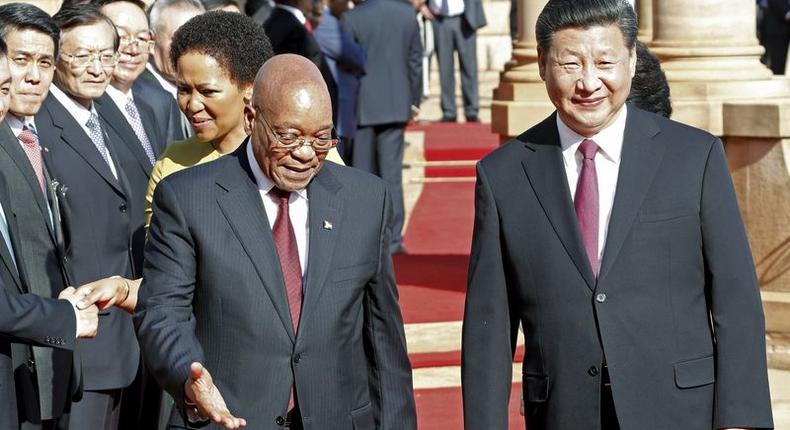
[57,277,139,339]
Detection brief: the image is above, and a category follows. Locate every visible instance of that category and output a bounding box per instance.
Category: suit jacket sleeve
[407,17,423,108]
[134,178,205,411]
[461,162,520,429]
[365,186,417,430]
[702,139,773,429]
[0,284,76,350]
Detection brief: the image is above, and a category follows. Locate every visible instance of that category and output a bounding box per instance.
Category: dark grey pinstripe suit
[135,142,416,429]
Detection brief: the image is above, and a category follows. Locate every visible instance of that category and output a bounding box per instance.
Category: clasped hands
[58,287,98,338]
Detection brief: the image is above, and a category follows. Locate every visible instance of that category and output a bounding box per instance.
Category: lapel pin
[323,220,333,230]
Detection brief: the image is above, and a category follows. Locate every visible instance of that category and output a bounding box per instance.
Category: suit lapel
[132,88,165,157]
[42,96,126,197]
[297,167,343,340]
[598,108,664,281]
[95,94,153,177]
[0,175,24,292]
[521,114,597,290]
[215,145,296,342]
[0,121,52,225]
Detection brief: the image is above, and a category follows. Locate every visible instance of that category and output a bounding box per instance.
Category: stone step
[764,291,790,333]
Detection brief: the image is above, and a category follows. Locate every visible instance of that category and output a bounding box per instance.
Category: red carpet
[415,383,526,429]
[399,122,520,429]
[409,122,499,162]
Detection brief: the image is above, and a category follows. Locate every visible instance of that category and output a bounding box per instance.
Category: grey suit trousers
[353,123,405,250]
[432,15,479,119]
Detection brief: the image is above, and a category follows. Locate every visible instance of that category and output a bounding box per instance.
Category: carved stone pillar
[491,0,552,139]
[636,0,652,41]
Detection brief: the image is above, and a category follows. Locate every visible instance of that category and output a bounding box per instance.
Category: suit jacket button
[595,293,607,303]
[27,358,35,368]
[588,365,600,376]
[293,354,301,364]
[275,416,285,426]
[119,204,128,213]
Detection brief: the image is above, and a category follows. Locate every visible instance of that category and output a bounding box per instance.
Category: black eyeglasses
[257,114,337,153]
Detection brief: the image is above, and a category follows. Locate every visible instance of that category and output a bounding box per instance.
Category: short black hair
[536,0,637,55]
[93,0,148,14]
[170,11,273,86]
[52,4,120,51]
[0,3,60,58]
[201,0,239,10]
[628,41,672,118]
[0,37,7,56]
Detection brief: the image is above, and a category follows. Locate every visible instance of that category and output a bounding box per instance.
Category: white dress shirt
[276,3,307,25]
[247,142,309,276]
[145,63,177,99]
[49,85,118,179]
[558,105,628,261]
[105,85,136,125]
[429,0,465,17]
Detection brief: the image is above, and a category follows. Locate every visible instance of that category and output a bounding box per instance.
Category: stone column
[650,0,771,82]
[490,0,553,139]
[636,0,652,41]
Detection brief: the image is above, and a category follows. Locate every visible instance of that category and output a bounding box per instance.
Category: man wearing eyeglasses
[135,54,416,430]
[34,4,144,430]
[96,0,184,174]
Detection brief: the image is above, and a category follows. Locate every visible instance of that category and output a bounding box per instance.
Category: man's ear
[243,104,255,135]
[629,46,637,78]
[537,48,547,81]
[242,86,253,106]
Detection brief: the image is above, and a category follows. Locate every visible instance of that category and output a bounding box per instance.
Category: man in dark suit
[343,0,422,253]
[425,0,486,122]
[35,5,144,429]
[135,54,416,430]
[0,33,99,430]
[461,1,773,429]
[142,0,205,140]
[0,4,105,428]
[760,0,790,74]
[97,0,183,153]
[264,0,339,121]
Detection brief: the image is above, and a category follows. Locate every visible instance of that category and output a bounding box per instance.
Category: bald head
[245,54,334,191]
[253,54,330,118]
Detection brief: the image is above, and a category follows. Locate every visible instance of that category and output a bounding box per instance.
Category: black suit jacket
[0,173,76,429]
[137,68,191,142]
[343,0,422,126]
[0,120,78,422]
[36,93,140,392]
[133,78,186,147]
[135,143,416,429]
[461,105,773,430]
[265,7,339,121]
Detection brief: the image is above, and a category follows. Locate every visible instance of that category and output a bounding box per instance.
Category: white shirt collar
[557,104,628,166]
[106,84,133,105]
[146,63,177,98]
[5,114,36,137]
[276,3,307,25]
[49,84,97,127]
[246,138,308,200]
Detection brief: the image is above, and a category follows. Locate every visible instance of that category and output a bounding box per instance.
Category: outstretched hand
[184,362,246,429]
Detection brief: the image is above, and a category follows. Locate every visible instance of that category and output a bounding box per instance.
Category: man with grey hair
[461,0,773,429]
[141,0,204,139]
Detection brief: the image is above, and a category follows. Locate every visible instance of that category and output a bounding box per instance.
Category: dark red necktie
[18,126,46,196]
[269,188,303,413]
[304,20,313,32]
[270,188,303,331]
[575,139,600,277]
